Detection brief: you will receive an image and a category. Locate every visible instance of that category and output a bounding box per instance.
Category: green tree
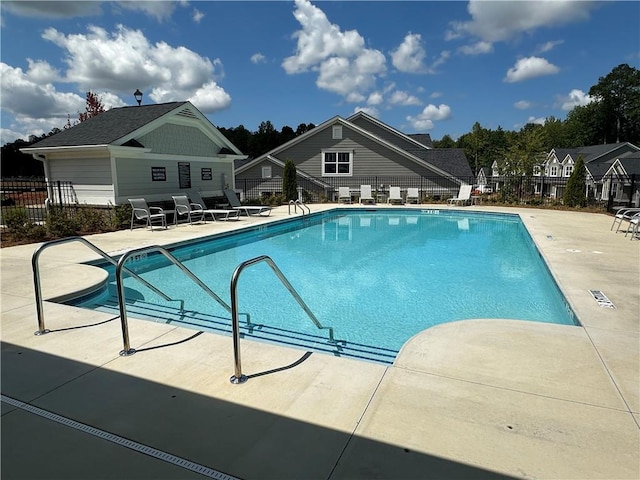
[563,102,604,146]
[498,123,546,176]
[282,159,298,201]
[589,63,640,144]
[541,116,568,149]
[563,155,587,207]
[433,134,456,148]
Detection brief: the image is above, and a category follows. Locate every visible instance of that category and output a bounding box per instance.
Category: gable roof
[407,133,433,148]
[549,143,640,165]
[29,102,187,148]
[609,152,640,177]
[236,113,469,181]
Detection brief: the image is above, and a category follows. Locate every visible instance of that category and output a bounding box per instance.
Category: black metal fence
[1,179,77,224]
[236,173,637,210]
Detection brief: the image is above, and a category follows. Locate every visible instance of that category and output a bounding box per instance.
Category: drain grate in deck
[589,290,616,309]
[1,394,239,480]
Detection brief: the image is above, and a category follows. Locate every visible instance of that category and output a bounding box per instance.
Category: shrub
[75,206,108,233]
[46,207,80,238]
[563,156,587,207]
[110,204,132,229]
[3,208,32,236]
[282,159,298,201]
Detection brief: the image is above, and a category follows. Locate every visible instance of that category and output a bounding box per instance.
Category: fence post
[56,181,63,207]
[607,180,614,212]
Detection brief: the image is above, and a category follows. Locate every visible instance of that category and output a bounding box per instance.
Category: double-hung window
[322,150,352,176]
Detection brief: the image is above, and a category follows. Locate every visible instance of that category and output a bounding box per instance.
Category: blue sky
[1,0,639,146]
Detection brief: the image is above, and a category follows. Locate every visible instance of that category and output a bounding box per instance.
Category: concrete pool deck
[1,204,638,479]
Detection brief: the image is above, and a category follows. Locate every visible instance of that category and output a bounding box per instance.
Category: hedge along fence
[0,180,132,243]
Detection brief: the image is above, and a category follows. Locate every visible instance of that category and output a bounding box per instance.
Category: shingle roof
[406,148,473,178]
[407,133,433,148]
[616,152,640,176]
[29,102,186,148]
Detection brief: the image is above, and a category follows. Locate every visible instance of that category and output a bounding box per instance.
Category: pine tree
[282,159,298,201]
[563,156,587,207]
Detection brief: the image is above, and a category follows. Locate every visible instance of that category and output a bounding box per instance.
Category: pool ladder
[288,199,310,216]
[32,237,333,384]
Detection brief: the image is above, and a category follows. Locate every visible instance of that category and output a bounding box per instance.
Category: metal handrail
[229,255,334,384]
[32,236,182,336]
[288,199,310,216]
[116,245,233,356]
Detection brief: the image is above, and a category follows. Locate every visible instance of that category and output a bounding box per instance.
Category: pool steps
[86,298,398,365]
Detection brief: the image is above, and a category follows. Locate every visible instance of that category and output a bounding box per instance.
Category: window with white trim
[564,164,573,177]
[550,165,558,176]
[322,150,352,176]
[262,166,272,179]
[332,125,342,139]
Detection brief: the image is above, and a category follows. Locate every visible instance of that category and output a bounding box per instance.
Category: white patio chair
[172,195,205,225]
[447,184,473,206]
[406,188,420,204]
[387,186,403,205]
[338,186,352,204]
[224,189,271,216]
[128,198,167,230]
[359,185,375,204]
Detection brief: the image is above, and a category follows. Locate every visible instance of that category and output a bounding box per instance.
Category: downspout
[35,154,54,205]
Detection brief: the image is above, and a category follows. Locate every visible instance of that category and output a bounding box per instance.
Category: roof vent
[176,107,198,119]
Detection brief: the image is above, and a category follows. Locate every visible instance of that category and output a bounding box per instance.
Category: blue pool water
[71,209,577,362]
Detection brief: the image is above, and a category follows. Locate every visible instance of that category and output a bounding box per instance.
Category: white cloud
[1,1,102,18]
[504,56,559,83]
[282,0,386,101]
[193,8,205,23]
[0,62,84,119]
[559,89,594,110]
[115,1,178,22]
[514,100,532,110]
[251,53,267,64]
[406,104,452,130]
[527,116,546,125]
[353,106,379,118]
[430,91,443,99]
[0,62,86,138]
[391,33,427,73]
[367,92,384,106]
[447,1,597,43]
[536,40,564,54]
[389,90,422,106]
[41,25,231,112]
[458,41,493,55]
[25,58,61,83]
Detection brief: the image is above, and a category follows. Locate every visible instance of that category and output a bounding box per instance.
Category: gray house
[235,111,471,202]
[22,101,245,206]
[538,142,640,201]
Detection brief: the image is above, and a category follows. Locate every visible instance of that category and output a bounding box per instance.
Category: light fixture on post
[133,89,143,106]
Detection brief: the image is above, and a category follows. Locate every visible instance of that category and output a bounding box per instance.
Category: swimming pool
[71,209,578,363]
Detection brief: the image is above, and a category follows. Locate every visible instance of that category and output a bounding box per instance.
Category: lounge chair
[406,188,420,204]
[623,211,640,239]
[189,191,240,222]
[338,186,352,204]
[359,185,375,204]
[128,198,167,230]
[387,186,403,205]
[447,184,473,206]
[172,195,205,225]
[224,189,271,216]
[610,207,640,233]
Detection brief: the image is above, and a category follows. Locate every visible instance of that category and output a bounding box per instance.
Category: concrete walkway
[1,205,638,479]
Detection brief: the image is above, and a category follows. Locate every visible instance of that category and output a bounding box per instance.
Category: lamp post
[134,89,143,106]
